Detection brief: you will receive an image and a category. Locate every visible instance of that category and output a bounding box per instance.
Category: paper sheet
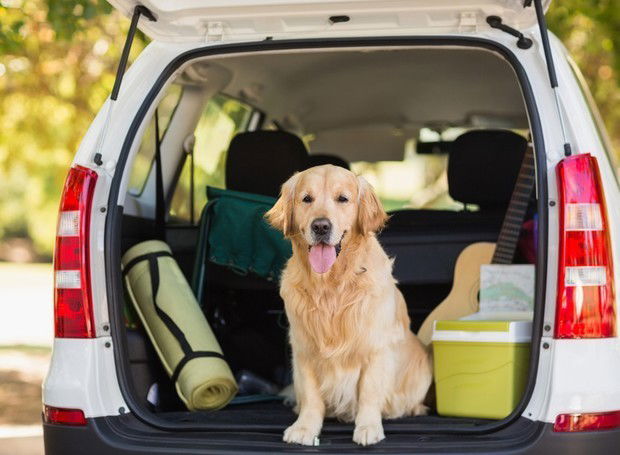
[479,264,535,314]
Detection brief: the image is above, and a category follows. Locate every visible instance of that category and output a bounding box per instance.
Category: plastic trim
[45,417,620,455]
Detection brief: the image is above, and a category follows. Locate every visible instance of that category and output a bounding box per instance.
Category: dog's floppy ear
[266,172,299,237]
[356,176,388,235]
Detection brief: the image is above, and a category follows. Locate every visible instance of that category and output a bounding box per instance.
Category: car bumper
[43,415,620,454]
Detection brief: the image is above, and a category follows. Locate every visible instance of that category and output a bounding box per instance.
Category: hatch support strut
[530,0,572,156]
[111,5,156,101]
[93,5,156,166]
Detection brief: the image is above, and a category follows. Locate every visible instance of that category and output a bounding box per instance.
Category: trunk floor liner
[160,400,491,432]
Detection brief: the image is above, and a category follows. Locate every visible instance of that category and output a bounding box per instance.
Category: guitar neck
[491,145,535,265]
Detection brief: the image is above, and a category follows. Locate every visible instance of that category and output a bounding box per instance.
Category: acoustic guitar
[417,145,535,345]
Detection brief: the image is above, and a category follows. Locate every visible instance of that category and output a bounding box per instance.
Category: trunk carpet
[161,400,490,432]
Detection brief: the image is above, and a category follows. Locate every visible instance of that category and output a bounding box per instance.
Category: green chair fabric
[191,187,292,301]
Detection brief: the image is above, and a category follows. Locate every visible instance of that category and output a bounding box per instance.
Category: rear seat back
[192,131,308,298]
[305,153,350,170]
[448,130,527,214]
[381,130,528,285]
[225,130,308,197]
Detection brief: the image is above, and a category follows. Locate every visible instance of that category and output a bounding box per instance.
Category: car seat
[191,131,308,303]
[305,153,350,170]
[380,130,529,286]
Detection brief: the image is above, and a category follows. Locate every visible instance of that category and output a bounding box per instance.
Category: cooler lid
[432,320,532,343]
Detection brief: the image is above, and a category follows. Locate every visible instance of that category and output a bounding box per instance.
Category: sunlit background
[0,1,618,453]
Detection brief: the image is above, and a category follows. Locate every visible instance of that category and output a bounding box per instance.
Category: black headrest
[448,130,527,209]
[305,154,350,170]
[225,131,309,198]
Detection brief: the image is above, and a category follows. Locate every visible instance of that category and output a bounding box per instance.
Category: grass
[0,345,51,426]
[0,370,43,425]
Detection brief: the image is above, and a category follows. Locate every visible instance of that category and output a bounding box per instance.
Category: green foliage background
[0,1,617,260]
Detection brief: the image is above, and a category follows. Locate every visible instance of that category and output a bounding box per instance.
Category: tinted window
[169,95,253,223]
[350,128,527,212]
[127,84,183,196]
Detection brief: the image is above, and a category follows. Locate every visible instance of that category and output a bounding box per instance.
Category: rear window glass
[169,95,253,223]
[351,155,459,212]
[127,84,183,196]
[350,128,528,212]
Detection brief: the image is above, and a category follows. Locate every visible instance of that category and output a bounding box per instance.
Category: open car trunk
[108,38,547,448]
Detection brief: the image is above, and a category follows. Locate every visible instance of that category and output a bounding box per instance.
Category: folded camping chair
[191,187,292,303]
[191,131,308,305]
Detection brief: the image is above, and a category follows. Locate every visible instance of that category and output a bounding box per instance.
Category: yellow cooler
[431,320,531,419]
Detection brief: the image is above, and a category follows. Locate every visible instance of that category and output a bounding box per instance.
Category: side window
[169,95,253,223]
[127,84,183,196]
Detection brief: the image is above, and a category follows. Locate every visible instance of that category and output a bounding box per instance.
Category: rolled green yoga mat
[122,240,237,411]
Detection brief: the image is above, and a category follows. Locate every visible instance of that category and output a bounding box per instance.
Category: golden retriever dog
[266,164,432,446]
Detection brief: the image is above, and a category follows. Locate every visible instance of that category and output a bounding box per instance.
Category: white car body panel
[43,338,127,417]
[543,339,620,422]
[108,0,551,42]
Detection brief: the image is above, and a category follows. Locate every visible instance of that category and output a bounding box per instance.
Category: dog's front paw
[353,423,385,446]
[283,424,319,446]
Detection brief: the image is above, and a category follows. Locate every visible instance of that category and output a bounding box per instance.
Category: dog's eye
[337,195,349,203]
[302,195,313,203]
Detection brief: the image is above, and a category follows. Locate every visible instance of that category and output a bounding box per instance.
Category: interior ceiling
[186,47,528,161]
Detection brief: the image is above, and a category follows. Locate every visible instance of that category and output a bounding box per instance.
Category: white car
[43,0,620,453]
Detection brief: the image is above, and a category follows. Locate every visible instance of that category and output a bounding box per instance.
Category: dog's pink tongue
[308,243,337,274]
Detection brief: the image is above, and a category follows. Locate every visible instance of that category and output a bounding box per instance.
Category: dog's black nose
[311,218,332,238]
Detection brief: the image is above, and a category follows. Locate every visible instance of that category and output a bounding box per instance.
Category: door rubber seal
[104,35,548,436]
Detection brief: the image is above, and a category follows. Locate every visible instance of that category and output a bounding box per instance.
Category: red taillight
[54,165,98,338]
[554,410,620,432]
[44,405,87,426]
[555,154,616,338]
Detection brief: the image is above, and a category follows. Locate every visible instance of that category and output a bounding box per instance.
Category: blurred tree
[0,1,617,259]
[0,1,144,259]
[548,0,620,153]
